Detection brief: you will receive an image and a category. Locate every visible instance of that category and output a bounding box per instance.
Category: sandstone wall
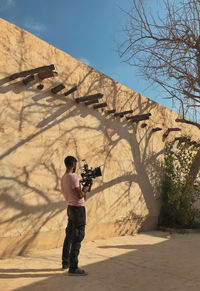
[0,18,199,258]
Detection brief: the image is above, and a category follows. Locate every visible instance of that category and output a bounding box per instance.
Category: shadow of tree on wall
[0,61,163,257]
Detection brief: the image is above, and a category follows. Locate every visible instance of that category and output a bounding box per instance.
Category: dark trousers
[62,206,86,270]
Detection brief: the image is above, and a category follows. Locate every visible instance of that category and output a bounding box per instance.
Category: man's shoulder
[62,173,78,181]
[70,173,79,183]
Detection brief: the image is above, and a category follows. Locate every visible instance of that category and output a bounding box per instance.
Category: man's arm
[74,185,89,199]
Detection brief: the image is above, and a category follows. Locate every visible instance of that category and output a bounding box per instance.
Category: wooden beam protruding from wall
[151,127,162,133]
[22,75,35,85]
[105,109,116,115]
[10,64,55,80]
[93,102,107,109]
[64,86,78,96]
[162,128,181,141]
[38,70,58,81]
[51,84,65,94]
[75,93,103,103]
[141,123,147,128]
[114,110,133,117]
[37,84,44,90]
[85,99,99,106]
[126,113,151,122]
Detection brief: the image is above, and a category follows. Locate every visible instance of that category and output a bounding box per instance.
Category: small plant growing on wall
[159,136,200,228]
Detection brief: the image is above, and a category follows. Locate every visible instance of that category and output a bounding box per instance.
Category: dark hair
[64,156,77,168]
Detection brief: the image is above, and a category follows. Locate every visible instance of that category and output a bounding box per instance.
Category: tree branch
[175,118,200,129]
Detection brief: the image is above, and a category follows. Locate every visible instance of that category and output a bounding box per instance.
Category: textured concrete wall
[0,18,199,258]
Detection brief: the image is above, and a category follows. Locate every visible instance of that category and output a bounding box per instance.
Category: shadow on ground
[0,231,200,291]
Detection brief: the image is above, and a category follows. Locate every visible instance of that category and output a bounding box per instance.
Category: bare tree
[119,0,200,194]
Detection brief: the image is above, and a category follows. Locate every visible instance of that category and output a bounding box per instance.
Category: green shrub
[159,137,200,228]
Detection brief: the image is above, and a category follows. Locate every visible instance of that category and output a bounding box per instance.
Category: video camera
[80,160,102,192]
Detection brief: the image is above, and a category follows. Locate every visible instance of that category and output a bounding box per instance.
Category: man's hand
[82,186,89,193]
[82,186,89,200]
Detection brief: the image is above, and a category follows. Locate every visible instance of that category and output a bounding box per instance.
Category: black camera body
[80,162,102,192]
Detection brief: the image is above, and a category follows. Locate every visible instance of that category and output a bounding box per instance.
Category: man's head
[64,156,77,173]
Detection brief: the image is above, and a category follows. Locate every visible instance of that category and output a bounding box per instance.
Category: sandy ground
[0,231,200,291]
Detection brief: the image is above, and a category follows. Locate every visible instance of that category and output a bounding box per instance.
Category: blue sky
[0,0,175,111]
